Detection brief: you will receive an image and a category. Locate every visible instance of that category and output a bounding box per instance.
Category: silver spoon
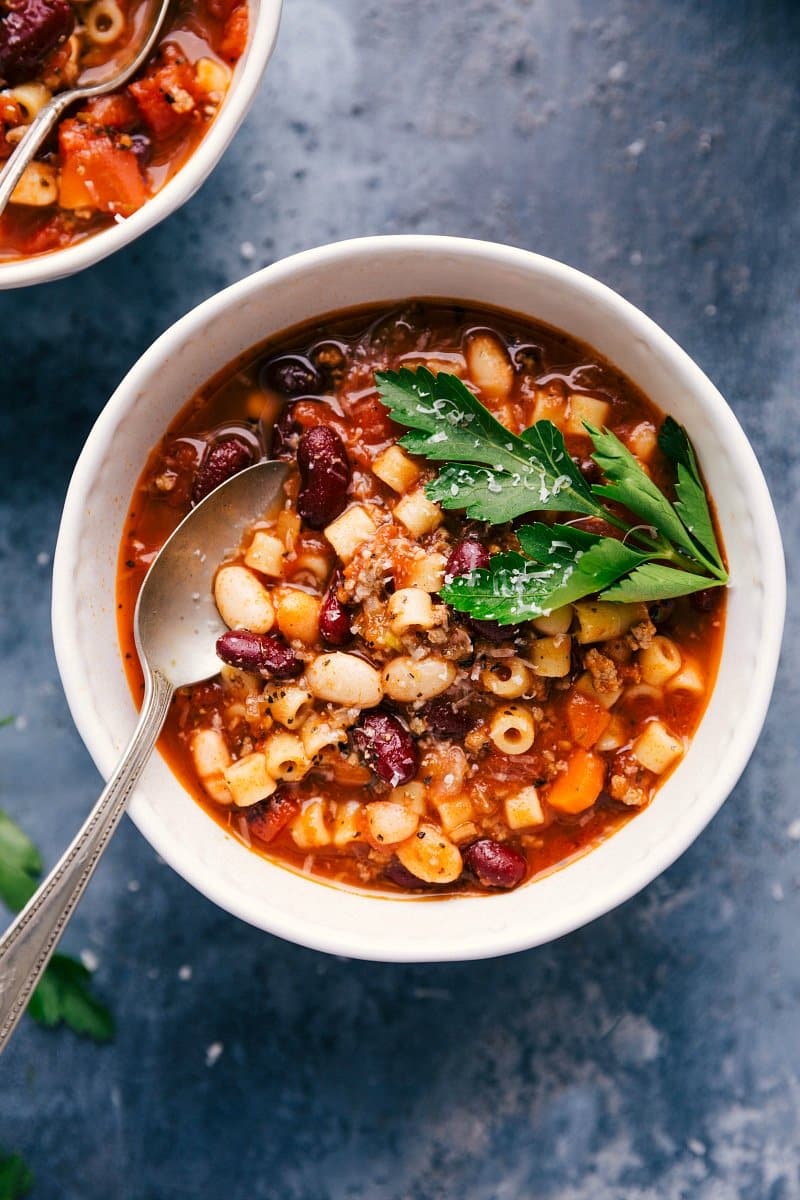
[0,460,288,1053]
[0,0,173,219]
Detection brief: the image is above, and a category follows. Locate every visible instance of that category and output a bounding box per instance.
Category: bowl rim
[52,235,787,960]
[0,0,283,290]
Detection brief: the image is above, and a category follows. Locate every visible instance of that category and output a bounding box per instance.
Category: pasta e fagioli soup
[117,300,727,897]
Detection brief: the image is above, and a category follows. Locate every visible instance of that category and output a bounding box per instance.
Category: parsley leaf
[600,563,726,603]
[0,1152,33,1200]
[27,954,114,1042]
[376,368,607,523]
[441,524,650,623]
[0,811,42,912]
[658,416,725,573]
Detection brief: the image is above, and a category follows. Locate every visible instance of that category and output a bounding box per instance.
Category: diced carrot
[565,690,611,749]
[81,92,140,131]
[220,4,248,62]
[58,119,147,214]
[129,60,198,139]
[547,749,605,814]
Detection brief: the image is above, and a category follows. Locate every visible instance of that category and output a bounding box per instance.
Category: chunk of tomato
[565,690,611,749]
[129,59,198,139]
[219,4,248,62]
[58,119,147,214]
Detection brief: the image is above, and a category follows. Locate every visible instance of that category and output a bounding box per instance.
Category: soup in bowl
[52,236,785,960]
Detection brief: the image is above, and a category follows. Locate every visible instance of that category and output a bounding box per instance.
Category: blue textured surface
[1,1,798,1195]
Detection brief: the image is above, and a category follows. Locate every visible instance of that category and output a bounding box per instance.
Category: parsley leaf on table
[26,954,114,1042]
[376,367,611,524]
[0,811,42,912]
[0,1152,33,1200]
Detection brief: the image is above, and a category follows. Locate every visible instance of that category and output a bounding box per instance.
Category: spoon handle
[0,670,174,1054]
[0,94,73,219]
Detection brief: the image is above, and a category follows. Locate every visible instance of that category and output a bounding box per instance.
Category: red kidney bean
[444,537,490,581]
[575,456,602,485]
[463,839,527,889]
[246,791,300,844]
[216,630,301,678]
[384,858,431,889]
[648,598,675,625]
[469,617,522,643]
[0,0,74,83]
[129,133,153,168]
[262,355,321,396]
[353,712,418,787]
[192,436,255,504]
[319,569,351,645]
[297,425,350,528]
[420,696,475,738]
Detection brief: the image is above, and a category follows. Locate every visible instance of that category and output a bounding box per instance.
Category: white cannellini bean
[214,564,275,632]
[381,656,456,703]
[306,653,384,707]
[365,801,419,847]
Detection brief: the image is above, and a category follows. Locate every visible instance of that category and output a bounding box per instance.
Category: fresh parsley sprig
[376,368,728,622]
[0,727,114,1043]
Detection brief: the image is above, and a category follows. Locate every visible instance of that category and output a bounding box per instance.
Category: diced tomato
[81,92,140,131]
[349,393,401,445]
[546,749,606,815]
[247,793,300,844]
[58,119,147,214]
[129,58,198,139]
[565,690,611,749]
[219,3,248,62]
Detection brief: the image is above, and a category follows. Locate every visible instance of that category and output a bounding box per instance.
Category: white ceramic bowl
[52,236,785,961]
[0,0,282,290]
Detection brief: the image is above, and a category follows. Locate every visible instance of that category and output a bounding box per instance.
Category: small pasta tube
[332,800,364,847]
[488,705,536,756]
[372,445,421,494]
[575,670,623,711]
[434,794,474,836]
[84,0,125,43]
[10,161,58,207]
[626,422,658,462]
[365,801,419,847]
[566,393,610,435]
[639,635,682,685]
[529,634,572,678]
[480,657,533,699]
[223,752,277,808]
[392,489,443,537]
[532,605,572,636]
[465,332,514,400]
[381,655,456,703]
[665,655,705,696]
[291,548,331,585]
[214,564,274,632]
[389,781,427,815]
[6,83,51,121]
[504,786,545,830]
[593,713,628,752]
[401,552,447,593]
[324,504,377,563]
[289,799,331,849]
[264,732,313,781]
[573,601,648,644]
[631,720,684,775]
[273,587,320,645]
[266,685,313,729]
[244,531,285,578]
[301,715,349,757]
[306,652,383,707]
[532,384,567,425]
[396,823,463,884]
[387,588,436,634]
[190,728,232,804]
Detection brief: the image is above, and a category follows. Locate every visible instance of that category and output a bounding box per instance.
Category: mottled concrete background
[1,1,798,1196]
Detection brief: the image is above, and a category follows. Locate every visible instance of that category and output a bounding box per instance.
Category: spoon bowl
[0,459,288,1053]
